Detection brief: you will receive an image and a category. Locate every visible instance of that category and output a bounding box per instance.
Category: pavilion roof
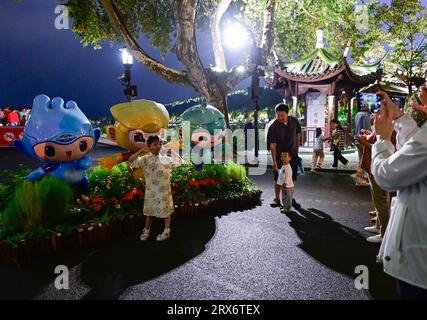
[274,47,382,84]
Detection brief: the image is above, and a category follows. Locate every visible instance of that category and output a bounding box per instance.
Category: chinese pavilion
[270,30,383,145]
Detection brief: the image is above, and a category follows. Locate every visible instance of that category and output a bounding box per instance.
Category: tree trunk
[261,0,276,53]
[210,0,232,71]
[207,88,230,128]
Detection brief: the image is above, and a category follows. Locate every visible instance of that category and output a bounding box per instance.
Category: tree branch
[260,0,276,55]
[99,0,190,86]
[171,0,212,98]
[210,0,232,71]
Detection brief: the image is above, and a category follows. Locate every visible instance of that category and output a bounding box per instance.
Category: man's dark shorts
[273,153,298,182]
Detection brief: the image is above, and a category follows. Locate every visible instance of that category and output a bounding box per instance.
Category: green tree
[376,0,427,93]
[65,0,277,126]
[240,0,385,64]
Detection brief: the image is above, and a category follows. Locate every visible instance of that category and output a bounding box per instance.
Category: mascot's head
[14,94,100,162]
[181,104,226,146]
[106,99,169,152]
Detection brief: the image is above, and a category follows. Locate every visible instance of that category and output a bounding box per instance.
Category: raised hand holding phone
[376,91,404,120]
[374,94,395,141]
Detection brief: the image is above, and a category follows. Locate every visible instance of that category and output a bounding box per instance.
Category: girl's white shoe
[156,230,171,242]
[140,229,150,241]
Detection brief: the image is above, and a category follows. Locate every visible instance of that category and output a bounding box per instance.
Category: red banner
[0,126,24,147]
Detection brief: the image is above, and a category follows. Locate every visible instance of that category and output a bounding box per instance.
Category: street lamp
[224,22,264,159]
[223,23,250,50]
[118,47,138,101]
[250,47,265,159]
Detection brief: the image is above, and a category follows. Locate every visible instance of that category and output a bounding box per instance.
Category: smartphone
[357,93,382,113]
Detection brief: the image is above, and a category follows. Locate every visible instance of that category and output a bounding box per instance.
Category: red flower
[190,179,219,187]
[122,188,145,201]
[93,204,103,213]
[92,197,105,204]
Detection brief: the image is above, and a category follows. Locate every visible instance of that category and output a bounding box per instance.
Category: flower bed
[0,162,261,265]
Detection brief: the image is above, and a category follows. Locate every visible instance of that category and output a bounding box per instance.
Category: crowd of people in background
[0,107,31,127]
[264,84,427,299]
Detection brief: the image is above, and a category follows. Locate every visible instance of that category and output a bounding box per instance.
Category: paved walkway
[0,171,395,300]
[240,148,359,173]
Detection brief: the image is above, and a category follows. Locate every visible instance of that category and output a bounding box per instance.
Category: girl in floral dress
[129,135,184,241]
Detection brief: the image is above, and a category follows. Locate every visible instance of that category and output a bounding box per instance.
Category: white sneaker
[140,229,150,241]
[368,210,377,217]
[156,230,171,242]
[364,226,380,234]
[367,234,382,244]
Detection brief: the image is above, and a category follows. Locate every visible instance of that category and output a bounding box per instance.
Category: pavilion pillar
[334,94,339,119]
[326,95,335,138]
[348,96,356,135]
[292,96,299,119]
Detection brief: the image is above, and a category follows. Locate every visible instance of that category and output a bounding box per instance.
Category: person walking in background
[311,128,325,173]
[19,108,27,120]
[0,109,4,126]
[267,103,302,209]
[354,105,371,186]
[7,107,20,126]
[20,114,27,126]
[325,119,348,168]
[3,107,10,125]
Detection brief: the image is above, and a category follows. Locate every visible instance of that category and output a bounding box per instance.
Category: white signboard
[305,92,326,146]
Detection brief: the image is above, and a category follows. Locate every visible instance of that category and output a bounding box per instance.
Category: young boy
[276,151,294,214]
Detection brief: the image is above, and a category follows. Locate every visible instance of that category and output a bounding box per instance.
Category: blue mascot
[14,94,100,189]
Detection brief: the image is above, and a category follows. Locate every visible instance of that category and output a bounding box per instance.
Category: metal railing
[301,126,353,148]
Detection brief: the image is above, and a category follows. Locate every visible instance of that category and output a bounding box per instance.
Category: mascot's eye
[45,145,56,157]
[134,133,145,143]
[198,136,204,141]
[79,140,88,152]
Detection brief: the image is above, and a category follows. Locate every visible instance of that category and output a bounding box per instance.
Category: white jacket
[372,114,427,290]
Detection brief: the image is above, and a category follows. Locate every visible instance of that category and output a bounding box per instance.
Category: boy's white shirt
[276,164,294,188]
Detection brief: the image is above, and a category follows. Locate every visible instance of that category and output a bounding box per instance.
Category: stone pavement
[240,147,359,173]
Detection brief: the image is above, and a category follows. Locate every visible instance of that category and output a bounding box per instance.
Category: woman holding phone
[372,85,427,299]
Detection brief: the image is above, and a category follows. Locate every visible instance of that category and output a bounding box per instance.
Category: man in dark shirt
[267,103,302,209]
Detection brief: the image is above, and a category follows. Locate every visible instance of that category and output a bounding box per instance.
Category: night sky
[0,0,425,118]
[0,0,219,118]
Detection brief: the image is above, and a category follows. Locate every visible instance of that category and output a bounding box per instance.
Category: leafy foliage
[0,161,258,245]
[66,0,175,58]
[0,177,73,233]
[375,0,427,92]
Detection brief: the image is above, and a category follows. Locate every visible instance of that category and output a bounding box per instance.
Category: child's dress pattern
[131,153,176,218]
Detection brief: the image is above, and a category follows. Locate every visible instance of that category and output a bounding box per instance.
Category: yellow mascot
[99,99,170,181]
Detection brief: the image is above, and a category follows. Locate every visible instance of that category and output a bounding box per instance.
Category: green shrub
[0,177,73,233]
[226,162,247,181]
[0,167,31,213]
